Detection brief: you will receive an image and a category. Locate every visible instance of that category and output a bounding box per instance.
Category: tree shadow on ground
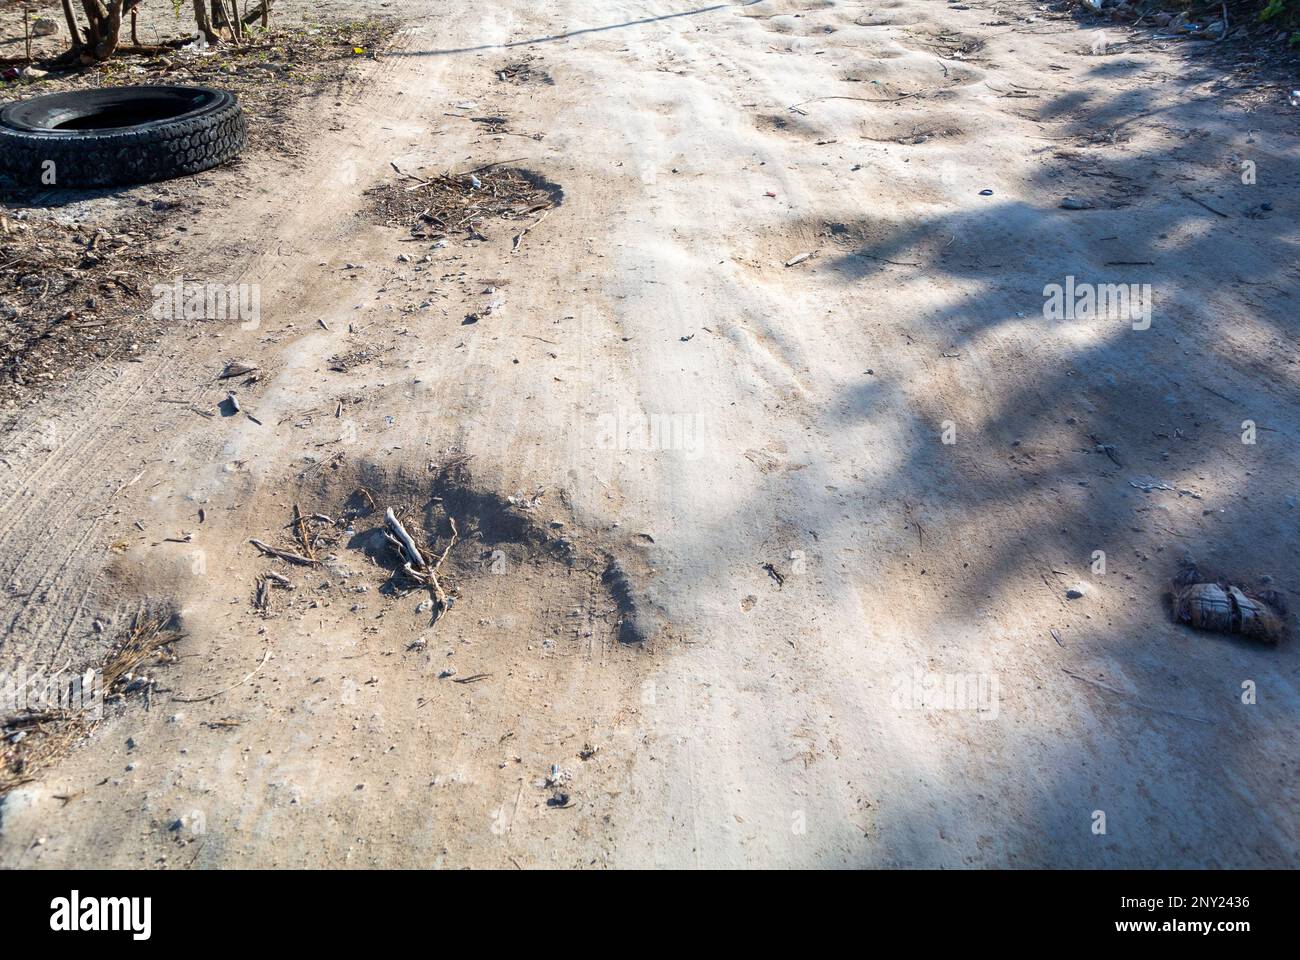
[660,71,1299,865]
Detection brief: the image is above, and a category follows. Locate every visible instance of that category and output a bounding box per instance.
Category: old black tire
[0,86,246,189]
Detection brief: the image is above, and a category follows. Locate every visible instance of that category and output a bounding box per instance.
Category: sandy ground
[1,0,1298,868]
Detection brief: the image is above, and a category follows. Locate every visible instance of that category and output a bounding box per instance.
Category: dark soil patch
[255,455,654,645]
[0,205,170,410]
[494,58,553,86]
[366,165,563,242]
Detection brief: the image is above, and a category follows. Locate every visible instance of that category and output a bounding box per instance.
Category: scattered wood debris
[384,507,459,624]
[249,538,317,566]
[495,58,553,86]
[367,164,562,245]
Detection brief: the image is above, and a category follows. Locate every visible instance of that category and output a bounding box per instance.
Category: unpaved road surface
[2,0,1298,868]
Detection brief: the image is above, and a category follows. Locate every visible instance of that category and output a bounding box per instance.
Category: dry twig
[249,538,317,565]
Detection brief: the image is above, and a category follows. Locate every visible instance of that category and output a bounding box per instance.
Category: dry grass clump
[0,612,181,794]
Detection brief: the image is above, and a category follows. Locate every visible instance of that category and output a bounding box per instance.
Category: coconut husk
[1170,561,1287,643]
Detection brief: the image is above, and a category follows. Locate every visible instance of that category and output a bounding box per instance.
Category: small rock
[1066,583,1088,600]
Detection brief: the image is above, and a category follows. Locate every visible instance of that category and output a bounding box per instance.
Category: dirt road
[1,0,1297,868]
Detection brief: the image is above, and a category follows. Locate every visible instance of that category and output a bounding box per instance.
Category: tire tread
[0,91,246,188]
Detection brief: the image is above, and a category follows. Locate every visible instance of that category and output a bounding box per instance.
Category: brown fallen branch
[512,209,552,252]
[385,510,459,624]
[254,570,294,611]
[384,507,426,568]
[292,503,315,560]
[389,161,430,184]
[432,517,459,579]
[249,538,317,565]
[1181,191,1230,218]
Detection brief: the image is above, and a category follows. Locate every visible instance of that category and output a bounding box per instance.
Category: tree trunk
[71,0,125,62]
[55,0,229,62]
[210,0,235,35]
[79,0,104,49]
[194,0,220,44]
[60,0,82,53]
[91,0,124,61]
